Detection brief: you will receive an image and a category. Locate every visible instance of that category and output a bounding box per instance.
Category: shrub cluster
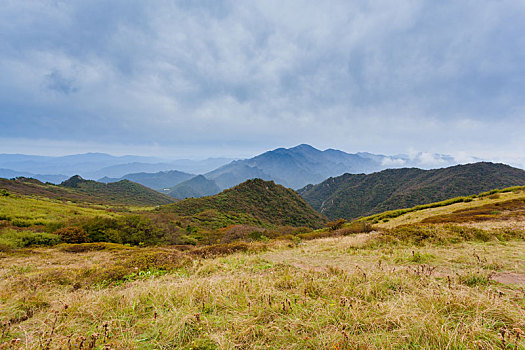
[78,215,166,245]
[326,218,347,231]
[54,226,89,243]
[298,221,374,240]
[0,229,61,248]
[376,224,524,246]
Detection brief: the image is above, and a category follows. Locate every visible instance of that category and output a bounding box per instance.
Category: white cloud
[0,0,523,162]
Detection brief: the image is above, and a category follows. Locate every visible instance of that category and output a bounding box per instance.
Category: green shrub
[81,215,165,245]
[45,221,65,233]
[458,272,491,287]
[180,235,198,245]
[10,218,31,227]
[0,229,62,248]
[342,221,374,234]
[326,218,346,231]
[123,250,191,270]
[0,189,9,196]
[82,216,119,242]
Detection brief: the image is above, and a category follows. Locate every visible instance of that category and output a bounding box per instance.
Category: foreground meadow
[1,222,524,349]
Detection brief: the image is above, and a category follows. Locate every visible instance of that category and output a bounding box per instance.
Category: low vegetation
[0,192,120,228]
[0,221,524,348]
[162,179,327,228]
[298,162,525,220]
[421,197,525,224]
[1,177,524,348]
[0,176,173,207]
[0,179,327,249]
[361,185,525,224]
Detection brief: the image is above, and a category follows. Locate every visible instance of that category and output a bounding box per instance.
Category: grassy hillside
[60,175,175,206]
[162,178,327,228]
[0,192,120,228]
[0,191,524,348]
[0,176,174,206]
[298,162,525,220]
[0,178,325,248]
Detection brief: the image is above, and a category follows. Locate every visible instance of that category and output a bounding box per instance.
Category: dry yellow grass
[374,191,525,229]
[1,220,524,349]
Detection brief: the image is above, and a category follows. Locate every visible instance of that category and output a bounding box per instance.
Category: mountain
[0,168,68,184]
[161,178,327,227]
[0,148,464,190]
[0,153,234,180]
[167,175,221,199]
[206,163,275,190]
[0,153,159,177]
[87,158,233,179]
[60,175,174,206]
[160,158,236,175]
[298,162,525,220]
[205,144,459,190]
[0,175,174,206]
[99,170,194,190]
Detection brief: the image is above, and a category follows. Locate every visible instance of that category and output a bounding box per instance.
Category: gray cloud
[0,0,523,162]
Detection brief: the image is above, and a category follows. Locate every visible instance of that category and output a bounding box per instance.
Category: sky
[0,0,524,165]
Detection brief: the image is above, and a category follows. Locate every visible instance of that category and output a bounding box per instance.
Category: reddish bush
[326,218,347,231]
[55,226,89,243]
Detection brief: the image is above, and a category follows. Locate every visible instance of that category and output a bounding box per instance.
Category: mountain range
[0,153,233,182]
[298,162,525,220]
[3,161,525,228]
[0,175,174,206]
[203,144,460,190]
[0,145,487,197]
[167,175,222,199]
[99,170,195,190]
[91,145,465,195]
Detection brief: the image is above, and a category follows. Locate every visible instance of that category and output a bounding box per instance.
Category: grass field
[0,188,524,349]
[366,189,525,229]
[0,194,121,227]
[0,221,524,349]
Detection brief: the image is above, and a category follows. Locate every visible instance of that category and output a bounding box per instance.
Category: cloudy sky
[0,0,524,165]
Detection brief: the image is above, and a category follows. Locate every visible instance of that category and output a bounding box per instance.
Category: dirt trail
[491,272,525,286]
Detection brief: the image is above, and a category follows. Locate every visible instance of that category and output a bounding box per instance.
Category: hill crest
[298,162,525,220]
[0,175,174,206]
[162,178,327,227]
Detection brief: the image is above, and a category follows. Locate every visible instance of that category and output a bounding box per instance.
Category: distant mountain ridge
[0,145,477,193]
[99,170,194,190]
[0,175,174,206]
[298,162,525,220]
[167,175,221,199]
[0,168,68,184]
[60,175,174,206]
[0,153,233,180]
[205,144,460,190]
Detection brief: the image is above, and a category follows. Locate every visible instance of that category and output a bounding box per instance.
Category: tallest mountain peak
[289,144,319,152]
[291,143,316,149]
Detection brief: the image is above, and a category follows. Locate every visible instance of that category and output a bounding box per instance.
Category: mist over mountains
[0,145,483,195]
[204,144,462,190]
[0,153,233,183]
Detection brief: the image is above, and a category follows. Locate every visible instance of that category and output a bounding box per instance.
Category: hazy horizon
[1,1,524,166]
